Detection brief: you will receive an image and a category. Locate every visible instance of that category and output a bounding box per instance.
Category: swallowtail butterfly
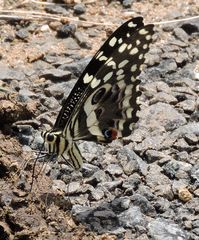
[41,17,154,170]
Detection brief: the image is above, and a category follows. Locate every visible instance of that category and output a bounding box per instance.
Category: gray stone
[44,83,64,99]
[146,164,171,189]
[173,27,189,42]
[157,59,178,74]
[16,28,29,40]
[111,197,131,212]
[149,92,178,105]
[74,3,86,14]
[148,218,188,240]
[18,89,37,101]
[163,123,199,150]
[139,102,186,132]
[0,65,25,81]
[57,24,76,38]
[45,5,68,15]
[39,68,71,81]
[100,180,122,191]
[90,188,104,201]
[117,146,148,176]
[119,206,145,228]
[52,179,67,192]
[41,96,60,110]
[72,204,93,221]
[169,39,189,47]
[184,133,198,145]
[190,163,199,182]
[122,173,141,193]
[74,31,92,49]
[171,86,197,97]
[146,52,161,66]
[145,150,168,163]
[181,23,199,35]
[175,52,189,66]
[138,185,155,201]
[177,99,196,113]
[44,80,75,100]
[154,197,171,213]
[59,56,91,77]
[122,0,133,8]
[86,170,107,185]
[134,134,168,153]
[131,194,156,216]
[106,164,123,176]
[176,151,189,162]
[82,163,100,178]
[63,37,80,50]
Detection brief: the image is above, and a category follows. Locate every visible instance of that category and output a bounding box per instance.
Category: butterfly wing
[58,17,154,142]
[43,17,154,169]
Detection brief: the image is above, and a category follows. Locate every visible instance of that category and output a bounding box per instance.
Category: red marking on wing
[110,128,118,140]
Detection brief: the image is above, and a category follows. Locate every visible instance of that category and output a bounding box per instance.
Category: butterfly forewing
[66,19,154,142]
[43,17,154,169]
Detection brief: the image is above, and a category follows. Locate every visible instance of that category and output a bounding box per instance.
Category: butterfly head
[41,130,68,155]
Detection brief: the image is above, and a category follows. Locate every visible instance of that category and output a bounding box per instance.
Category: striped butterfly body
[41,17,154,170]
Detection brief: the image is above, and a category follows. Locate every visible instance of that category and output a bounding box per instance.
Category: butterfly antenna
[30,142,45,192]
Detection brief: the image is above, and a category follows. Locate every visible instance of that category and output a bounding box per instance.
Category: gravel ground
[0,0,199,240]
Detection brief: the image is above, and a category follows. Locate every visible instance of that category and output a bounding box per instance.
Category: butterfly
[41,17,154,170]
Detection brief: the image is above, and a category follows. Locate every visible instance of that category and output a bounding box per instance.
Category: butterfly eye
[46,133,55,142]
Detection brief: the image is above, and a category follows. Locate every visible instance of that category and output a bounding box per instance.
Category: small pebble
[74,3,86,14]
[178,187,192,202]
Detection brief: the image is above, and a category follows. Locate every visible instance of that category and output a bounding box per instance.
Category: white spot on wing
[96,51,103,59]
[126,108,133,118]
[129,122,135,130]
[136,40,141,45]
[139,29,149,35]
[103,72,113,82]
[118,43,127,53]
[83,73,93,83]
[146,35,152,40]
[117,74,125,81]
[128,22,137,28]
[130,47,138,55]
[89,126,103,137]
[143,44,148,49]
[87,111,97,127]
[123,96,131,108]
[109,37,117,47]
[118,38,123,44]
[125,86,132,95]
[116,69,124,76]
[118,120,125,130]
[118,59,129,68]
[127,44,132,50]
[91,77,101,88]
[107,60,116,68]
[139,54,144,60]
[130,64,137,72]
[99,55,108,61]
[117,80,125,88]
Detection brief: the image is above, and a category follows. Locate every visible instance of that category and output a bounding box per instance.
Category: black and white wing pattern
[42,17,154,169]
